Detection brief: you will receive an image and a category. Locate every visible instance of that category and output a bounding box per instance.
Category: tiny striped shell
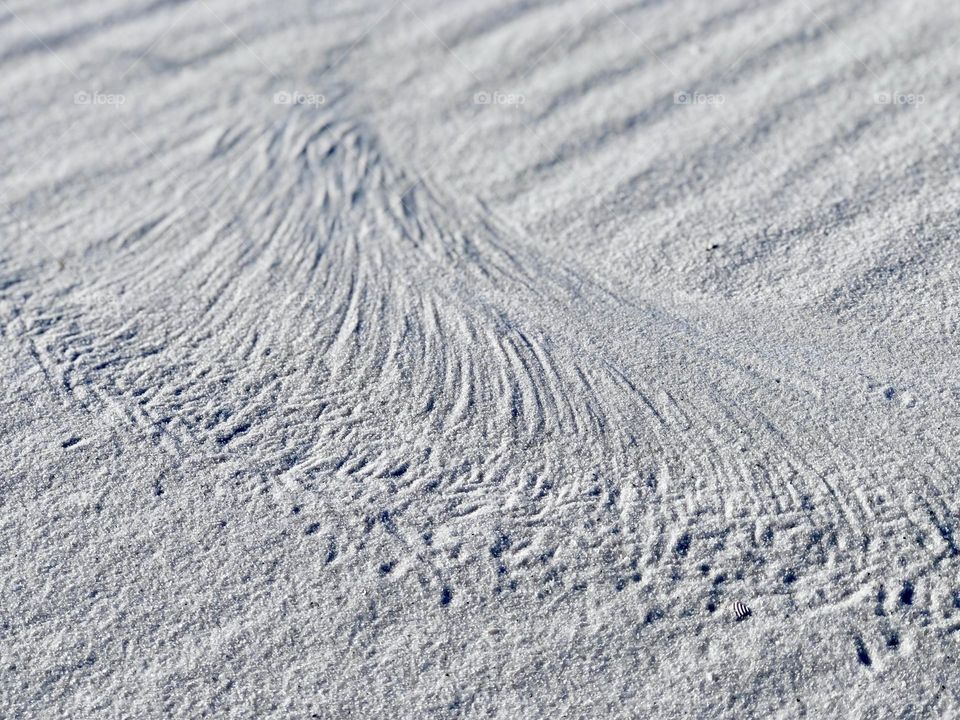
[734,601,751,620]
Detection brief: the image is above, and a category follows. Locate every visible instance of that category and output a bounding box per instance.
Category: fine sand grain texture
[2,0,959,717]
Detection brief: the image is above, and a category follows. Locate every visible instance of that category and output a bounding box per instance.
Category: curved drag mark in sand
[2,0,960,716]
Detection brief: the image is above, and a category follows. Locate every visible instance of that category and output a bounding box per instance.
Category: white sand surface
[2,0,959,717]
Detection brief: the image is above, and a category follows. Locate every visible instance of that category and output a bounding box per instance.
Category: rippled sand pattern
[2,0,959,716]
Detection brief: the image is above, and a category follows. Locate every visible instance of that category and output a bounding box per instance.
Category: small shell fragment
[734,601,752,620]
